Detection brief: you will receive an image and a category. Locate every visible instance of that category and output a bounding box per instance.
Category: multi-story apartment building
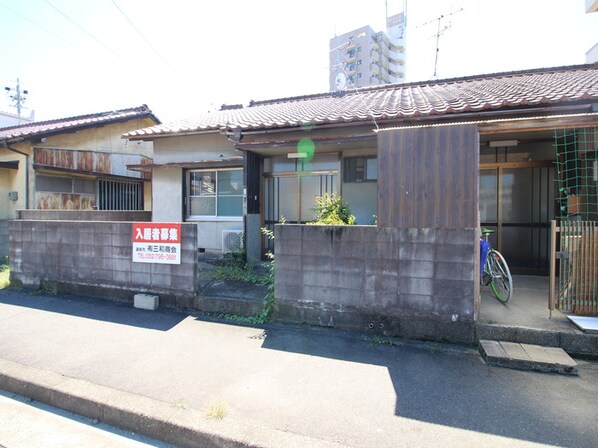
[329,12,406,91]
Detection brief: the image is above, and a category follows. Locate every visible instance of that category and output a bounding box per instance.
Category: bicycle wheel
[488,249,513,303]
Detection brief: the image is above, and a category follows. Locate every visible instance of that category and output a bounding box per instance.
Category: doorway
[480,163,555,274]
[263,172,337,252]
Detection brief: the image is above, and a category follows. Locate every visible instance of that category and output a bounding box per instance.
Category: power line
[43,0,130,66]
[110,0,183,78]
[0,1,86,54]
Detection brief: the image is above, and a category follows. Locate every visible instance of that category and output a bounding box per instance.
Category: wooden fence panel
[556,220,598,315]
[377,124,479,229]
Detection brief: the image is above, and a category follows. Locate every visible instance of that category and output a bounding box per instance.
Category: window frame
[186,168,244,221]
[343,156,378,183]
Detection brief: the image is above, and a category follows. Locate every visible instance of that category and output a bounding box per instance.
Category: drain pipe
[3,142,29,211]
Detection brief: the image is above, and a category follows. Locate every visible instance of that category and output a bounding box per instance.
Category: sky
[0,0,597,123]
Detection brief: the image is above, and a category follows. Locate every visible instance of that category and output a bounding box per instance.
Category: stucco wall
[38,118,155,157]
[0,169,11,218]
[152,133,239,163]
[151,134,243,251]
[342,182,377,225]
[194,220,243,252]
[152,168,182,222]
[9,220,197,303]
[274,224,478,344]
[0,150,28,218]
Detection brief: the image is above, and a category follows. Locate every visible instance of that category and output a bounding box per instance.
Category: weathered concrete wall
[17,210,152,221]
[0,220,8,258]
[9,221,197,306]
[274,224,478,344]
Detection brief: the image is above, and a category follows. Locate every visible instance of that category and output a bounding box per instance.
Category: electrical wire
[110,0,183,79]
[0,1,86,54]
[43,0,130,66]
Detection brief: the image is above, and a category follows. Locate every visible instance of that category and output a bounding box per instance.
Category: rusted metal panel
[33,148,150,180]
[36,192,96,210]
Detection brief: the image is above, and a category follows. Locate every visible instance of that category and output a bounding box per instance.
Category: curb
[0,358,345,448]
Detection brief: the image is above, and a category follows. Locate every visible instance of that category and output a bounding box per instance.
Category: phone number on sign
[137,252,178,261]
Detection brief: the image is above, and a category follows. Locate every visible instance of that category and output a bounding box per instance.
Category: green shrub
[0,258,9,289]
[310,193,355,225]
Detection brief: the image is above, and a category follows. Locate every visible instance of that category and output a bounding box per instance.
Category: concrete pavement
[1,289,598,448]
[0,390,176,447]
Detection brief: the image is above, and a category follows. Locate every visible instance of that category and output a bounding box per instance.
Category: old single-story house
[0,105,159,256]
[124,63,598,342]
[125,64,598,273]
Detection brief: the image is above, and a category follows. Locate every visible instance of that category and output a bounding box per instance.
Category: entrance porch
[478,275,598,355]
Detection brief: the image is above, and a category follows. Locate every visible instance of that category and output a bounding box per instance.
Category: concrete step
[479,340,578,376]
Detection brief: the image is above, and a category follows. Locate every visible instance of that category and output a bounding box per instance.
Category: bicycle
[480,228,513,303]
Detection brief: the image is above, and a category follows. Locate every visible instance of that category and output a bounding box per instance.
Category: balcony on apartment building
[389,62,404,74]
[388,50,405,64]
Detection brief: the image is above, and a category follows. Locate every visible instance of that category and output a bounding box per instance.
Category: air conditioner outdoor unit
[222,230,243,254]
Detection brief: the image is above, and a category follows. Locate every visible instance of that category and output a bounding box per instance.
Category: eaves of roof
[0,105,160,145]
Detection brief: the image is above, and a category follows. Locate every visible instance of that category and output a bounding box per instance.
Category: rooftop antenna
[418,8,463,78]
[4,78,29,117]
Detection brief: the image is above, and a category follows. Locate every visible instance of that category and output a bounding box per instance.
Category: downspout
[3,142,29,211]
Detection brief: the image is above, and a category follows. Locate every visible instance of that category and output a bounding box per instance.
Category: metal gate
[550,220,598,315]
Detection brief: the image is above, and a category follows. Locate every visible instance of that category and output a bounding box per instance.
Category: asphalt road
[0,289,597,448]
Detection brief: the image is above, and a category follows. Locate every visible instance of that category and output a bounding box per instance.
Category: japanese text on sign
[132,223,181,264]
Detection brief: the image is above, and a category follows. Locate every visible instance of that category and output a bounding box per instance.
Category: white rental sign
[132,222,181,264]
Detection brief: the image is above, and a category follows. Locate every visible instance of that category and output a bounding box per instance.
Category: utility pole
[4,78,29,118]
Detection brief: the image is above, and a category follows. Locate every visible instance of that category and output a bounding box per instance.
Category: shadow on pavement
[260,323,598,448]
[0,289,186,331]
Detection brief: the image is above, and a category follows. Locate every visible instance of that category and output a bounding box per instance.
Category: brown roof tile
[124,64,598,139]
[0,105,159,143]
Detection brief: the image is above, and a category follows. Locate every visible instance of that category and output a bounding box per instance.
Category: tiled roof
[124,64,598,139]
[0,105,159,143]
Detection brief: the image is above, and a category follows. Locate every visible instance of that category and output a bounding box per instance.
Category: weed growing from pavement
[31,281,58,295]
[212,236,269,285]
[371,335,393,346]
[170,399,187,410]
[212,264,268,285]
[210,227,276,325]
[205,401,228,420]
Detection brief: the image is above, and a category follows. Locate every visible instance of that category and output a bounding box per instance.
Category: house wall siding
[378,125,479,228]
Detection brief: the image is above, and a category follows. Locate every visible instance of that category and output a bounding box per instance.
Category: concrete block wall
[9,221,197,304]
[17,210,152,222]
[0,220,8,258]
[274,224,478,344]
